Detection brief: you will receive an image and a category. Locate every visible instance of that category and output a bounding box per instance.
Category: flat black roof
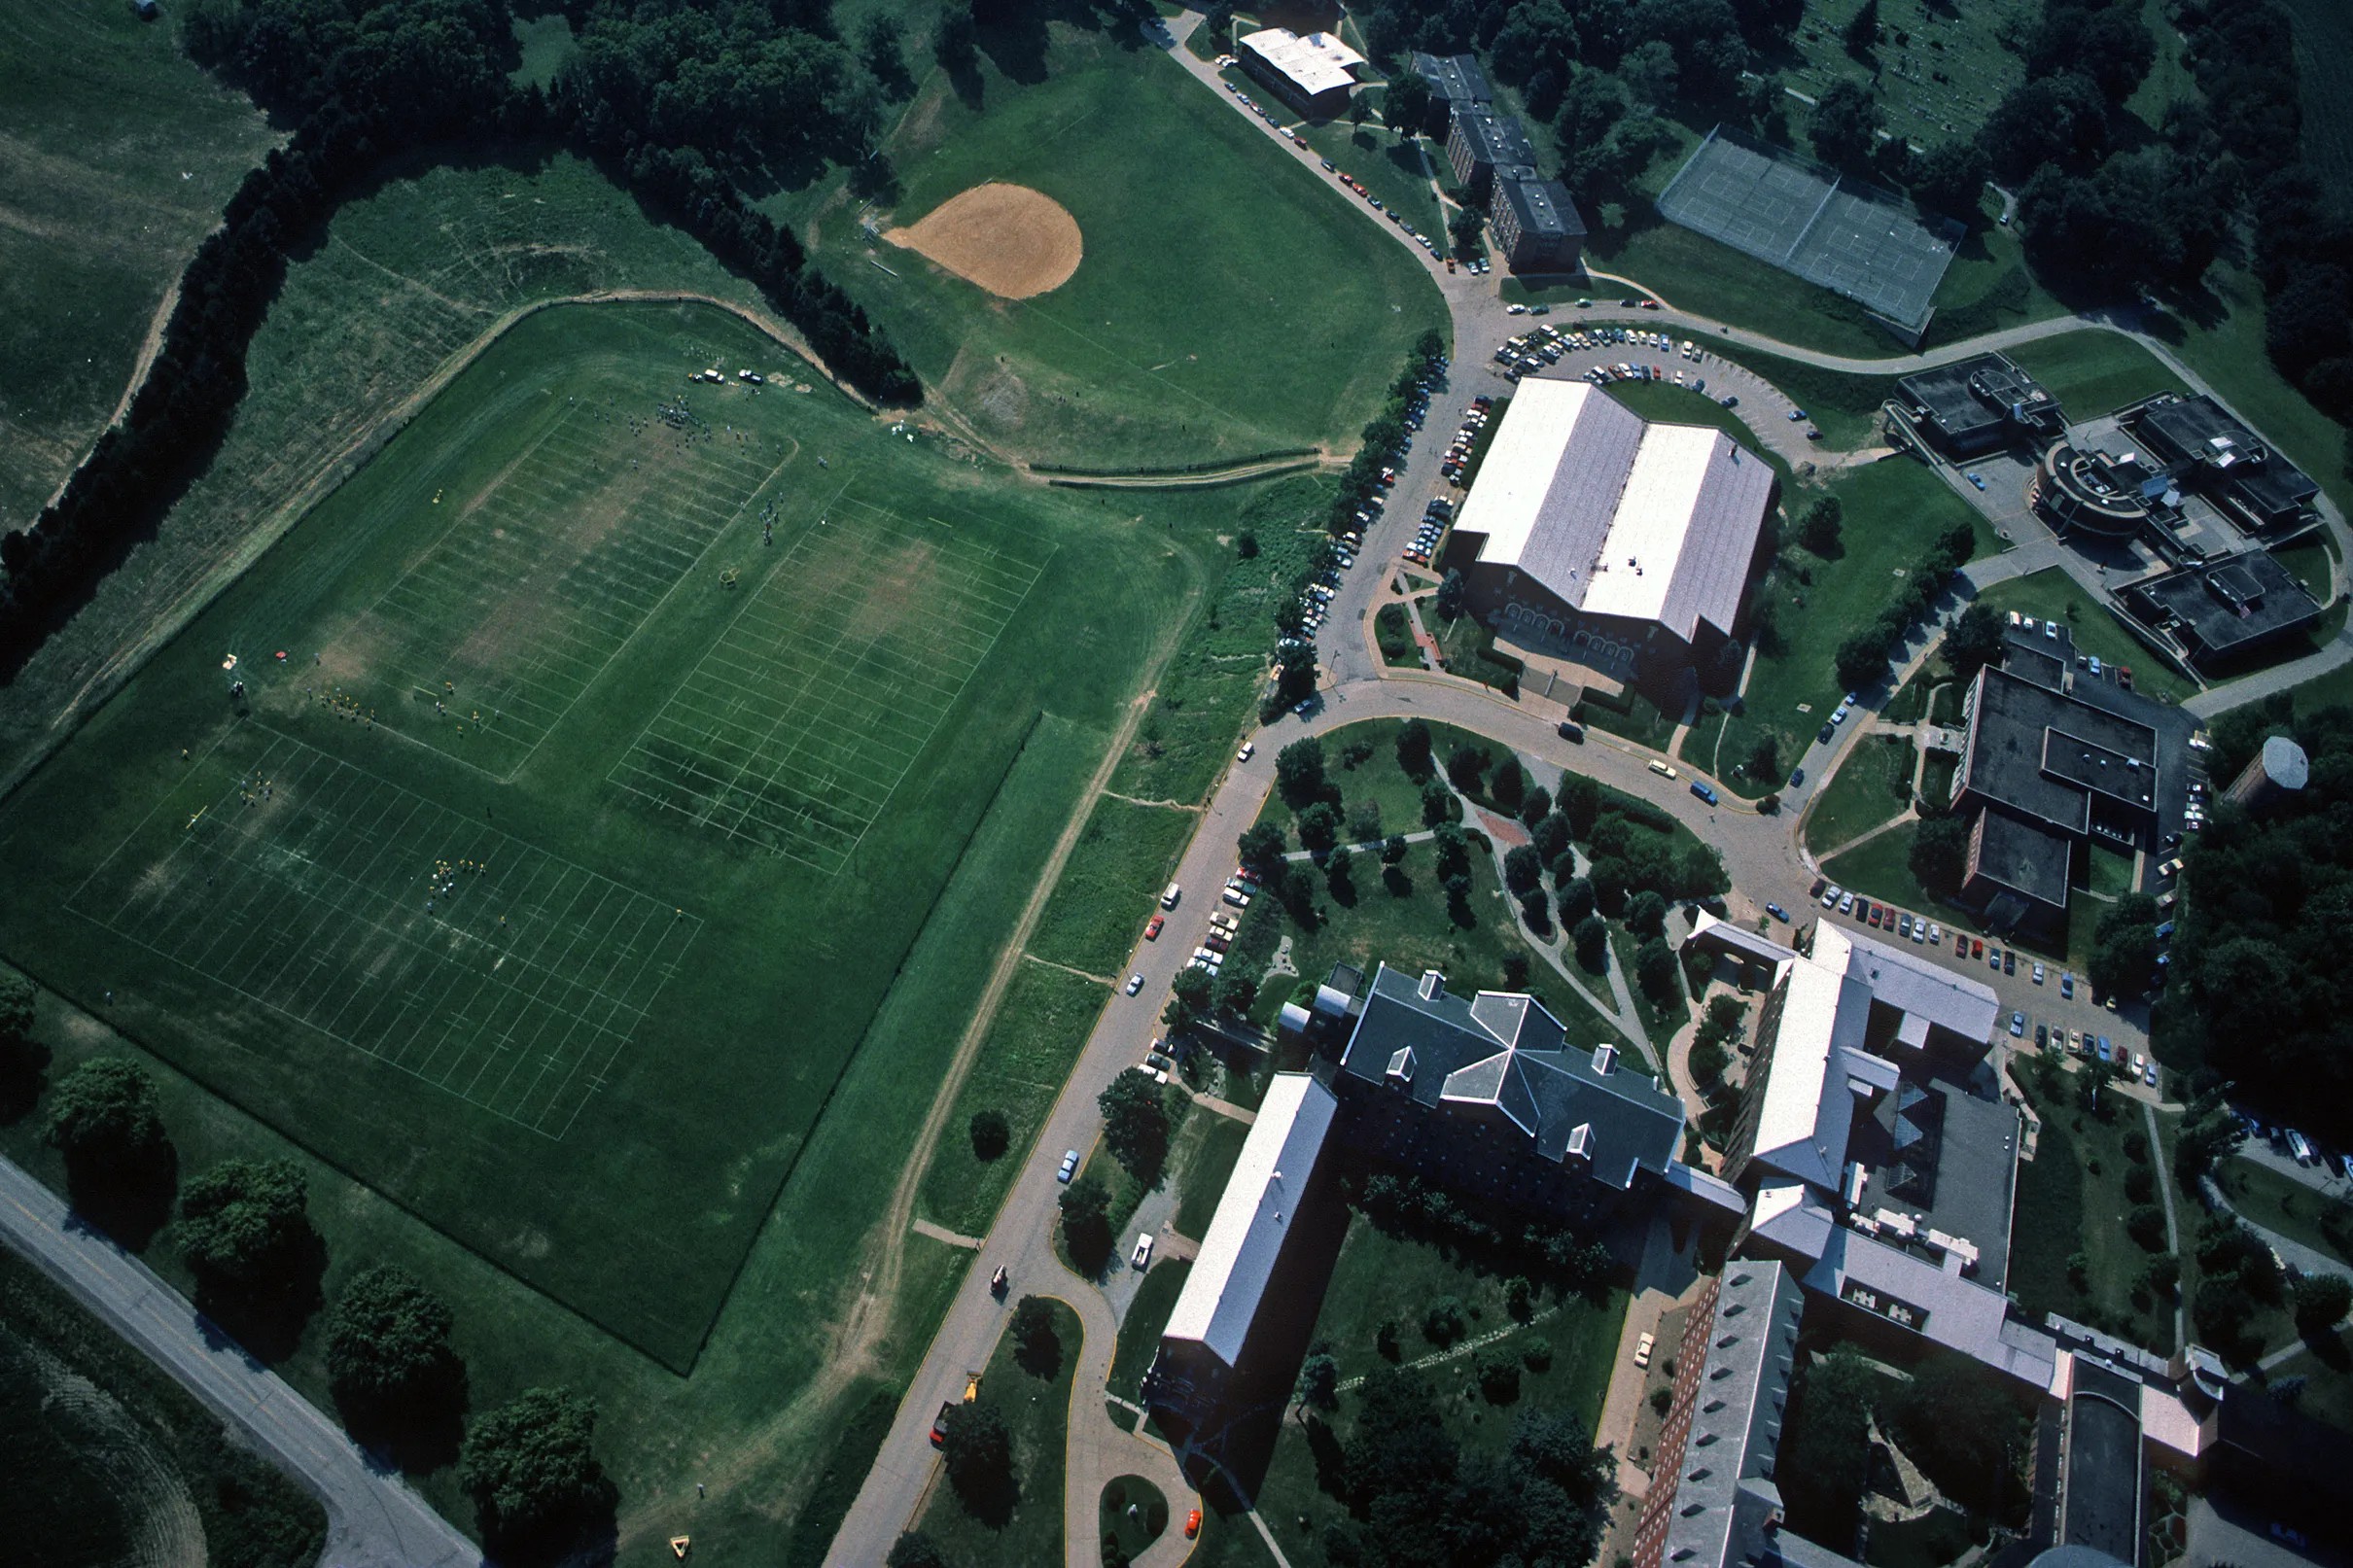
[1853,1072,2021,1291]
[1970,807,2074,908]
[1498,173,1586,241]
[1411,51,1491,106]
[1454,106,1536,170]
[2131,394,2319,514]
[1959,664,2160,832]
[2128,550,2321,653]
[1898,353,2053,438]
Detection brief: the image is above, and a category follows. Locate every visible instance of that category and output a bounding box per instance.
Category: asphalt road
[0,1155,482,1568]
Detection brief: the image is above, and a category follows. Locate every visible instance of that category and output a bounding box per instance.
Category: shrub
[968,1109,1009,1161]
[1423,1297,1467,1346]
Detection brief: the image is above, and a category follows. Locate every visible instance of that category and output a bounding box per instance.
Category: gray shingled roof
[1337,962,1683,1189]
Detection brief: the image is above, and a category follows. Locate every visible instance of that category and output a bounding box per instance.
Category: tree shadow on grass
[0,1038,50,1127]
[193,1227,328,1365]
[339,1364,472,1476]
[62,1141,177,1253]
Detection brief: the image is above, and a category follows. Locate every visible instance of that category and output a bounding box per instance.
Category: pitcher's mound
[885,183,1082,299]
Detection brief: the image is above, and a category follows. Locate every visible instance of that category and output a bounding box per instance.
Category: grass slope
[1806,735,1914,855]
[827,23,1445,469]
[0,300,1187,1368]
[1029,798,1199,975]
[0,1249,326,1568]
[0,0,278,530]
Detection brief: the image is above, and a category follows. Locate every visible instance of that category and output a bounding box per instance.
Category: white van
[1161,882,1181,910]
[2287,1130,2316,1166]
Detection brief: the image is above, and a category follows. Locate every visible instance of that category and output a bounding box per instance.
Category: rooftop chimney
[1591,1042,1618,1076]
[1418,969,1446,1001]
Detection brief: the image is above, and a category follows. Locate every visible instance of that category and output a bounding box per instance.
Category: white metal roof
[1239,28,1364,96]
[1455,379,1774,643]
[1746,957,1870,1190]
[1160,1073,1337,1370]
[1819,923,2001,1046]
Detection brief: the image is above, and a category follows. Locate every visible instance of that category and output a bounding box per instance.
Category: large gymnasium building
[1447,378,1777,685]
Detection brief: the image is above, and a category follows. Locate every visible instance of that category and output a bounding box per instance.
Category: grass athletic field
[0,298,1192,1368]
[820,21,1445,469]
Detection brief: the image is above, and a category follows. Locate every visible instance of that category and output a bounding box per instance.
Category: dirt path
[1036,454,1330,489]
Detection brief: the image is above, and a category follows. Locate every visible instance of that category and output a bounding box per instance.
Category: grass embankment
[1291,118,1445,238]
[0,0,278,530]
[0,1247,325,1568]
[1172,1116,1251,1238]
[2217,1158,2353,1267]
[838,23,1445,470]
[2010,1076,2178,1354]
[913,1296,1082,1565]
[1806,735,1914,856]
[1028,799,1200,976]
[2004,332,2190,420]
[1110,1259,1193,1403]
[1974,568,2197,702]
[1699,457,1995,792]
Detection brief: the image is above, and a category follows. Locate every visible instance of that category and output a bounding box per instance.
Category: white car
[1057,1149,1079,1183]
[1820,884,1842,910]
[1132,1233,1154,1270]
[1125,973,1143,995]
[1237,741,1255,762]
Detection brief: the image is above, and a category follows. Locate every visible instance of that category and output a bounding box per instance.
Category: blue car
[1690,781,1718,805]
[1766,903,1789,923]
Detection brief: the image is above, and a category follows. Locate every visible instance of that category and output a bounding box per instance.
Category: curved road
[0,1156,482,1568]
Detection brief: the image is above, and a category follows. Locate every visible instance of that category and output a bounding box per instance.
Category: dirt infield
[885,183,1082,299]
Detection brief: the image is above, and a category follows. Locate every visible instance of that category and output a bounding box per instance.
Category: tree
[1558,877,1596,925]
[1622,39,1679,107]
[1276,737,1327,809]
[1446,743,1491,792]
[890,1533,949,1568]
[1435,569,1467,621]
[1504,844,1546,894]
[1843,0,1879,57]
[1097,1072,1169,1180]
[1636,938,1681,1007]
[939,1401,1013,1508]
[1011,1295,1062,1373]
[1572,914,1609,968]
[1450,205,1486,256]
[1397,718,1434,777]
[1296,1350,1339,1413]
[1560,773,1601,839]
[1909,815,1970,896]
[1520,785,1553,829]
[177,1157,324,1347]
[1348,797,1384,843]
[934,1,976,69]
[1809,79,1882,173]
[1296,799,1343,852]
[1165,964,1212,1029]
[2089,893,2160,1000]
[1060,1172,1112,1272]
[1882,1354,2022,1515]
[1943,603,2004,679]
[1213,972,1257,1016]
[460,1388,615,1561]
[0,971,31,1060]
[1783,1353,1878,1526]
[1350,93,1373,130]
[969,1108,1010,1161]
[1382,832,1410,864]
[1384,73,1432,136]
[0,970,38,1122]
[1798,495,1843,555]
[1626,889,1668,937]
[1423,1297,1466,1345]
[325,1265,464,1444]
[1911,140,1988,223]
[1239,819,1287,871]
[860,13,910,93]
[1326,844,1356,896]
[46,1056,164,1167]
[1421,779,1453,826]
[1834,623,1894,691]
[2294,1273,2352,1335]
[1477,1351,1523,1403]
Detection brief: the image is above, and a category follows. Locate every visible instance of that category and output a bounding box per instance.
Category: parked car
[1766,902,1789,923]
[1132,1233,1154,1270]
[1690,780,1718,805]
[2010,1012,2025,1037]
[2060,972,2075,998]
[1125,972,1143,995]
[1820,883,1842,909]
[1057,1149,1079,1183]
[1144,915,1164,940]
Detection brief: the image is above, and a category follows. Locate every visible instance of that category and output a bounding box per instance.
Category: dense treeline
[0,0,919,677]
[2153,699,2353,1143]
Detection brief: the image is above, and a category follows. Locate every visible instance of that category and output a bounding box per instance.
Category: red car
[1144,915,1164,940]
[1868,904,1883,927]
[1186,1508,1203,1539]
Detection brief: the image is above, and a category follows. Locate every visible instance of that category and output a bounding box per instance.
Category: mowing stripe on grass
[348,402,787,778]
[67,726,700,1137]
[609,495,1047,871]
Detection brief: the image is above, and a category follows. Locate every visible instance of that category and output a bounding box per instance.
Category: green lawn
[1209,1212,1628,1566]
[919,957,1112,1239]
[1974,569,2197,703]
[1576,684,1679,751]
[830,22,1445,470]
[1291,118,1445,239]
[2004,332,2190,423]
[1102,1473,1172,1561]
[1028,799,1198,975]
[1703,456,1995,792]
[913,1296,1081,1566]
[1173,1114,1251,1239]
[0,0,279,531]
[1110,1259,1193,1402]
[2088,843,2137,898]
[0,1248,325,1568]
[1806,735,1914,855]
[1677,328,1899,451]
[1611,922,1689,1061]
[1822,819,1936,918]
[2217,1158,2353,1267]
[2010,1076,2176,1353]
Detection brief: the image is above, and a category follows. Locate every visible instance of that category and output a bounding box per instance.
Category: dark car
[2002,950,2016,975]
[1818,722,1836,745]
[1789,768,1806,787]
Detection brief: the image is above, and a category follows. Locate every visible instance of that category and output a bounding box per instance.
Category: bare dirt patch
[885,183,1082,300]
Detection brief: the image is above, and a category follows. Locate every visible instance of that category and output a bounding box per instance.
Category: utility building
[1235,28,1364,119]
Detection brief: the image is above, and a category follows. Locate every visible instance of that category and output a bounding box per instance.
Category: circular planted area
[1099,1473,1168,1563]
[887,182,1083,299]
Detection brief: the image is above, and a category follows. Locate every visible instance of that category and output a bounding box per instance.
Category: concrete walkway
[0,1156,481,1568]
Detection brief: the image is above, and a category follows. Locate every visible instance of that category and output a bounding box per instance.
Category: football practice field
[0,299,1186,1367]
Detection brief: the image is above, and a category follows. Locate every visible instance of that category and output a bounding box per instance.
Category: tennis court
[609,498,1048,873]
[1657,126,1958,341]
[69,728,701,1137]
